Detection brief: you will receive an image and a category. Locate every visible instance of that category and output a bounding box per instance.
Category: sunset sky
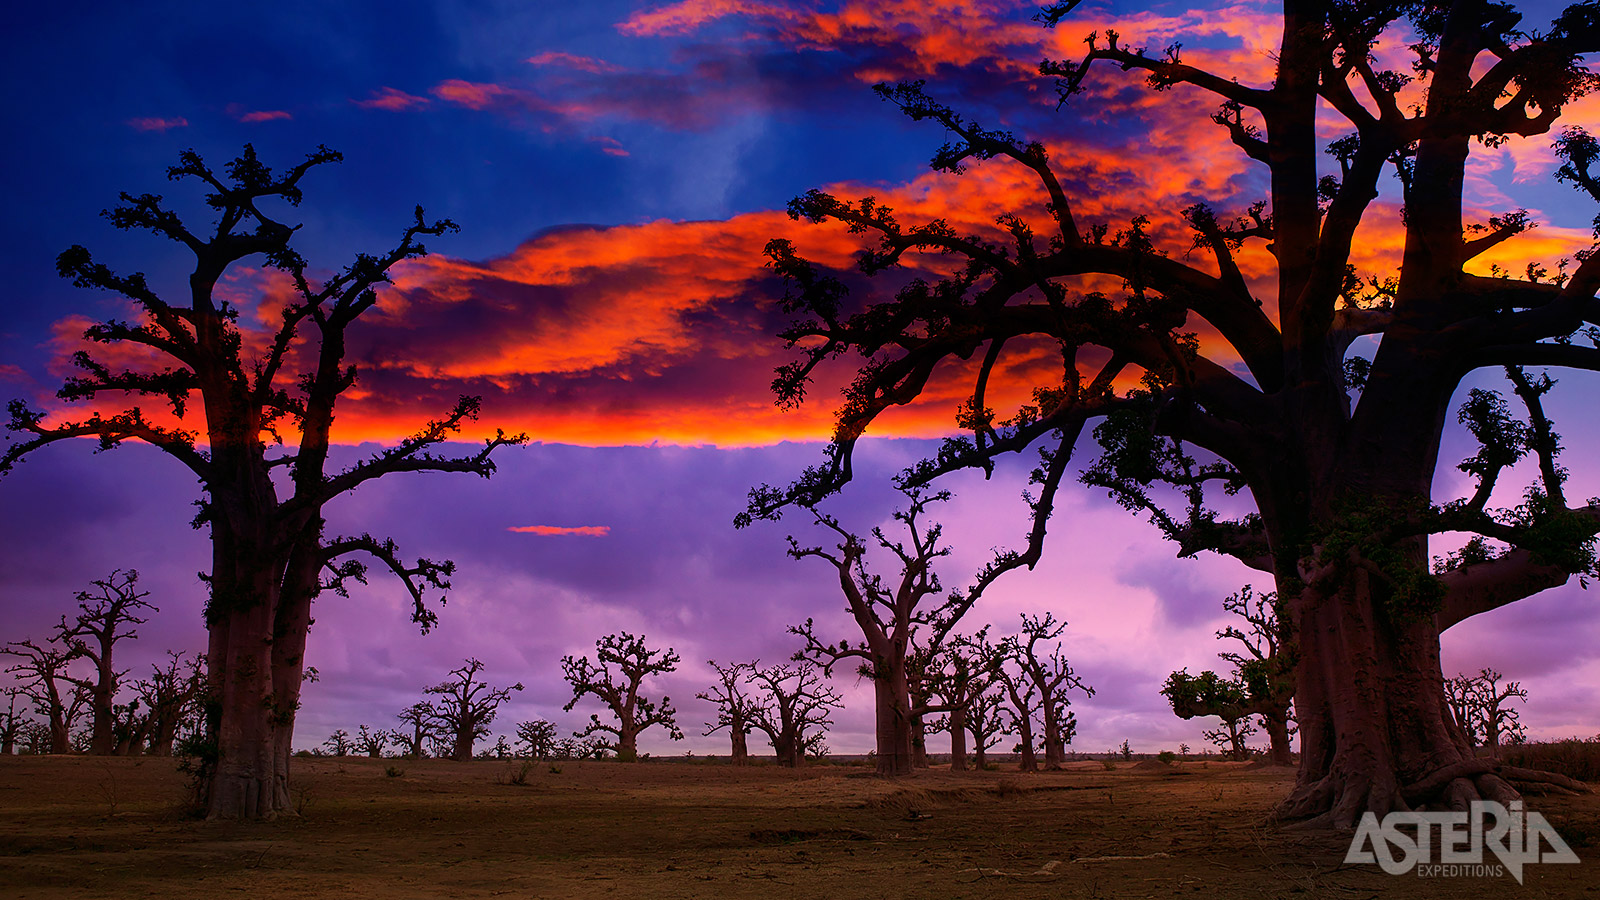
[3,0,1598,757]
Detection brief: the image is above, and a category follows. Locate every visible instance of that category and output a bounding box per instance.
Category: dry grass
[0,754,1593,899]
[1501,736,1600,784]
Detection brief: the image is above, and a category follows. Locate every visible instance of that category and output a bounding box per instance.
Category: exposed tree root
[1280,761,1592,829]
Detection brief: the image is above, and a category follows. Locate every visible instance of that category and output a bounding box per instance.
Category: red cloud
[527,51,624,74]
[509,525,612,536]
[126,116,188,132]
[239,110,292,123]
[354,87,432,111]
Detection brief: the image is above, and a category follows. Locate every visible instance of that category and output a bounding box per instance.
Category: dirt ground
[0,755,1594,899]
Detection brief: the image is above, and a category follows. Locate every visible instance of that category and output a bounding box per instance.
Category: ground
[1,755,1594,898]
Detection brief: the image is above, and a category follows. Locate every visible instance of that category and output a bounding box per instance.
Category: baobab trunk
[873,670,915,776]
[1277,565,1498,828]
[1042,712,1065,769]
[1262,713,1293,766]
[617,728,639,762]
[730,727,749,764]
[205,570,292,819]
[948,705,969,771]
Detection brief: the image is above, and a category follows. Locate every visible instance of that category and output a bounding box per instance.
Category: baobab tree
[394,702,436,759]
[561,632,683,761]
[748,0,1600,824]
[1008,613,1093,768]
[786,488,1012,775]
[1164,585,1296,764]
[0,145,524,816]
[515,719,557,759]
[354,725,390,758]
[1446,667,1529,750]
[134,651,204,757]
[965,688,1010,770]
[1204,710,1259,761]
[746,662,843,767]
[425,658,523,761]
[916,628,1000,771]
[1,638,89,754]
[992,651,1041,772]
[55,569,155,755]
[698,660,758,764]
[2,689,25,755]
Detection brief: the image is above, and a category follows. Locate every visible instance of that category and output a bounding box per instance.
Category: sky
[2,0,1598,757]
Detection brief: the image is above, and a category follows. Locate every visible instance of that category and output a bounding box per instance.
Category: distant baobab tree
[1163,585,1295,764]
[134,651,204,757]
[322,729,353,757]
[354,725,390,758]
[561,632,684,761]
[395,702,436,759]
[1007,613,1093,769]
[0,145,525,817]
[2,688,26,755]
[915,627,1001,771]
[746,0,1600,824]
[515,719,558,759]
[1445,668,1528,751]
[964,687,1009,770]
[746,661,843,767]
[1,638,89,754]
[55,569,155,756]
[784,488,1017,776]
[426,658,523,761]
[698,660,758,764]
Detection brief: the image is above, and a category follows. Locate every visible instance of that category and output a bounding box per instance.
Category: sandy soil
[0,755,1594,899]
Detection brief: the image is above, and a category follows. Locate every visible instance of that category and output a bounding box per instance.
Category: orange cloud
[126,116,187,132]
[509,525,612,536]
[527,51,625,74]
[354,87,432,111]
[239,110,292,123]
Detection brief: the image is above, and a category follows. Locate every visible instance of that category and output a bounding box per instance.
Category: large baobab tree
[0,145,524,816]
[748,0,1600,824]
[785,488,1012,775]
[425,658,523,761]
[746,662,843,767]
[1164,585,1296,764]
[561,632,684,761]
[55,569,155,755]
[698,660,758,764]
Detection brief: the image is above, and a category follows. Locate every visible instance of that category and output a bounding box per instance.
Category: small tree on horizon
[698,660,758,764]
[1,638,90,754]
[1446,667,1529,750]
[515,719,558,759]
[394,702,435,759]
[425,658,523,761]
[561,632,683,762]
[747,662,843,768]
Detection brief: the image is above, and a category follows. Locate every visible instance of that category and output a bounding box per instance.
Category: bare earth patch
[1,756,1593,898]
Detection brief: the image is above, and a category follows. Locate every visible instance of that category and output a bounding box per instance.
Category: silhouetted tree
[1,638,89,753]
[426,659,523,761]
[322,729,353,757]
[1446,667,1529,750]
[394,702,435,759]
[515,719,557,759]
[965,688,1009,770]
[787,488,1011,775]
[134,651,204,757]
[746,0,1600,824]
[53,569,155,755]
[916,628,1001,771]
[0,145,525,817]
[747,662,843,767]
[355,725,389,758]
[1164,585,1296,764]
[1,688,24,754]
[1009,613,1093,768]
[562,632,683,762]
[993,643,1041,772]
[698,660,758,764]
[1204,714,1258,762]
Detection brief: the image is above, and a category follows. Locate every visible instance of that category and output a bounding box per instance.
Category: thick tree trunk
[206,589,292,819]
[617,728,638,762]
[1263,712,1293,765]
[729,726,748,764]
[911,711,929,768]
[872,668,915,775]
[1016,714,1037,773]
[1276,567,1506,828]
[1042,707,1065,769]
[88,661,115,756]
[948,706,968,771]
